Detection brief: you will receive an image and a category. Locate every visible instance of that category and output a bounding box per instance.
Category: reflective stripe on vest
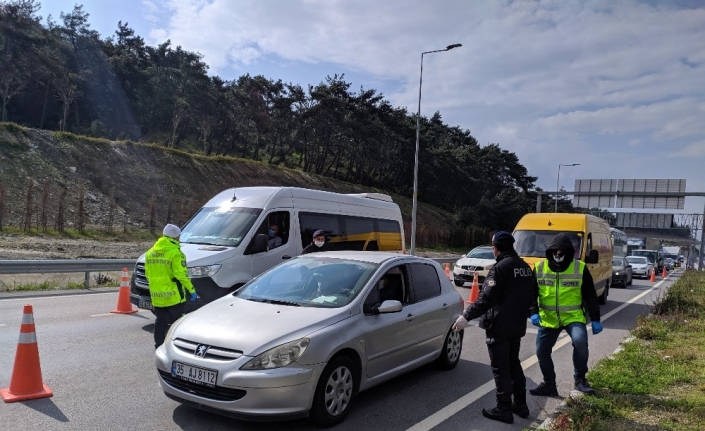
[535,259,586,328]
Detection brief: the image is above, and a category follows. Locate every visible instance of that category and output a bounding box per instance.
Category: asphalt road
[0,270,681,431]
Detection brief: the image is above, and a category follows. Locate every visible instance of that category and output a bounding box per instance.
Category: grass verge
[534,270,705,431]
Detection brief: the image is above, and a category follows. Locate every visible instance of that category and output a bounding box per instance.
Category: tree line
[0,1,567,234]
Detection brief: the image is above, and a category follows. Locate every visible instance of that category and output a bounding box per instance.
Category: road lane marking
[90,309,151,317]
[0,324,6,327]
[405,277,668,431]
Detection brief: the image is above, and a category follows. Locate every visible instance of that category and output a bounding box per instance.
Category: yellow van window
[514,230,582,259]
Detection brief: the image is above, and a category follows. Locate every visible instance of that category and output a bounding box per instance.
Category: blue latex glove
[190,292,198,302]
[591,321,603,335]
[530,314,541,327]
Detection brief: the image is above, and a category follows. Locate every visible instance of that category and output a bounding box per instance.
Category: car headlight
[188,264,221,278]
[615,272,620,275]
[240,338,310,370]
[163,316,185,347]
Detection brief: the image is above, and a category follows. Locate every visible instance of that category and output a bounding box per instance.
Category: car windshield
[631,251,656,262]
[179,207,262,247]
[234,257,378,308]
[626,256,647,265]
[467,248,494,259]
[612,258,624,266]
[514,230,582,258]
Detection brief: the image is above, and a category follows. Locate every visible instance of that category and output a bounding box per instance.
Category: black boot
[529,381,558,396]
[482,407,514,424]
[512,402,530,418]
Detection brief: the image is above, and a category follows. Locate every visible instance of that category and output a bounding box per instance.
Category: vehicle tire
[309,356,358,427]
[598,283,609,305]
[437,326,463,370]
[453,280,465,287]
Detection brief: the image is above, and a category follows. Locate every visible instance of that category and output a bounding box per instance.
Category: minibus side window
[252,211,291,253]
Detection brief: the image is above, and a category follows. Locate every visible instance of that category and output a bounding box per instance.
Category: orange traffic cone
[466,272,480,304]
[662,266,668,278]
[444,263,451,280]
[111,267,137,314]
[1,304,53,403]
[649,267,656,282]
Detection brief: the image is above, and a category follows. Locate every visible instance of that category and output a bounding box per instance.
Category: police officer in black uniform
[453,231,538,424]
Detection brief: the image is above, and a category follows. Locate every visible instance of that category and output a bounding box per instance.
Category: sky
[40,0,705,221]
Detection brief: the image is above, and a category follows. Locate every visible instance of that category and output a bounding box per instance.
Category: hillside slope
[0,124,485,248]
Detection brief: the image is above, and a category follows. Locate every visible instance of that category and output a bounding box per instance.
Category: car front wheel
[453,279,465,287]
[309,356,358,427]
[437,326,463,369]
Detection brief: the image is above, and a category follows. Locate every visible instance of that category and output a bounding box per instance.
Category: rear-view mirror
[586,249,599,264]
[377,300,402,314]
[245,233,268,255]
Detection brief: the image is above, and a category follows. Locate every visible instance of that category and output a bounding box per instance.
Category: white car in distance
[451,246,495,287]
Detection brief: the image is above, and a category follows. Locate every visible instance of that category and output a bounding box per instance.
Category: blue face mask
[268,229,276,238]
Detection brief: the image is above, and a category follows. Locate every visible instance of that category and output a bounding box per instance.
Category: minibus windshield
[180,207,262,247]
[514,230,583,259]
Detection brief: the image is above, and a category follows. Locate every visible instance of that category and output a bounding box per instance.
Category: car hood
[455,257,496,267]
[135,243,237,266]
[172,296,351,356]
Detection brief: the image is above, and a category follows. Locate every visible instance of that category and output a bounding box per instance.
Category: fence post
[84,272,90,289]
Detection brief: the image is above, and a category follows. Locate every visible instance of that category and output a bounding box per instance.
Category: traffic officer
[529,233,603,396]
[453,231,537,424]
[145,224,197,349]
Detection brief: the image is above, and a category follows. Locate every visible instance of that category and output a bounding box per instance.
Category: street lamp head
[446,43,463,50]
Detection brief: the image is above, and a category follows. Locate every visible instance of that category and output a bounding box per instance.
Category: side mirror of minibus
[245,233,269,255]
[586,250,599,264]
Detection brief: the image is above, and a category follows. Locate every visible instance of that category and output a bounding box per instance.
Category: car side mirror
[245,233,268,255]
[586,250,599,264]
[377,300,402,314]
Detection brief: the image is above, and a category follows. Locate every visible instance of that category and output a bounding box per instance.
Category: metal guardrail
[0,257,459,289]
[0,259,137,289]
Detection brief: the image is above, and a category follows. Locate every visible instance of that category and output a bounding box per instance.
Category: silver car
[155,251,465,426]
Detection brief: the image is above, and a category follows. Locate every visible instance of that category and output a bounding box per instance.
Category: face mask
[268,229,275,238]
[314,240,324,248]
[553,253,565,263]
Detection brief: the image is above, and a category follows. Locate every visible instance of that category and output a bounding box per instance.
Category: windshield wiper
[247,298,301,307]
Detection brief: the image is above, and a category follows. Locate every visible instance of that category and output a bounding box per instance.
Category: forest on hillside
[0,1,577,232]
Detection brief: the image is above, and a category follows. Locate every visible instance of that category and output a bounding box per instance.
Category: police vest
[534,260,586,328]
[144,237,194,308]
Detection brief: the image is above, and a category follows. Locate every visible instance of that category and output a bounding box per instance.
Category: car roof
[295,251,432,265]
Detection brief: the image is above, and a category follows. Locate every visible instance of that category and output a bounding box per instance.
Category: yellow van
[512,213,613,305]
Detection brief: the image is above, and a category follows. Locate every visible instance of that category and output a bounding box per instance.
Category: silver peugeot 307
[155,251,465,426]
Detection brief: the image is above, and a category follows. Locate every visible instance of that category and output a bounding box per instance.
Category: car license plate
[171,361,218,387]
[465,270,474,276]
[139,298,153,309]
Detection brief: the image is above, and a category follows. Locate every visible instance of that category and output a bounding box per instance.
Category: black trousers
[486,334,526,410]
[153,303,184,349]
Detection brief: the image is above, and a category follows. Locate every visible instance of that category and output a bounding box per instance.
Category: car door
[406,262,449,358]
[360,265,423,378]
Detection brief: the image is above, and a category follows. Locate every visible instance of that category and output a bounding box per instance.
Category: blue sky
[40,0,705,218]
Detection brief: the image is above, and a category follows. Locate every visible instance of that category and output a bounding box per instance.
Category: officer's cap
[163,224,181,238]
[492,231,515,245]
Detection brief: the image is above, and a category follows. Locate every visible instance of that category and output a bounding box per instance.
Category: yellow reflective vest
[534,259,586,328]
[145,237,195,308]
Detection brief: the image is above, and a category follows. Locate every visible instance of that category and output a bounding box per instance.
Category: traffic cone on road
[466,272,480,304]
[649,267,657,282]
[1,304,53,403]
[111,267,137,314]
[662,266,668,278]
[444,263,451,280]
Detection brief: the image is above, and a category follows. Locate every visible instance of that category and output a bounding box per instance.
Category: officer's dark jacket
[463,249,538,338]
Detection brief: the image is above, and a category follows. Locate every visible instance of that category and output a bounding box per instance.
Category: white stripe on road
[0,324,6,327]
[90,309,150,317]
[405,277,669,431]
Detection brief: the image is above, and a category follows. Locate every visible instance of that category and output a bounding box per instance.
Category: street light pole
[555,163,580,213]
[410,43,462,256]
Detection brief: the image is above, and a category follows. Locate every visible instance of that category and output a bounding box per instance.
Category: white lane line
[1,292,118,302]
[405,278,668,431]
[90,309,150,317]
[0,324,6,327]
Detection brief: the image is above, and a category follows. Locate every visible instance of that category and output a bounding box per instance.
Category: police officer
[529,233,603,396]
[453,231,537,424]
[145,224,197,349]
